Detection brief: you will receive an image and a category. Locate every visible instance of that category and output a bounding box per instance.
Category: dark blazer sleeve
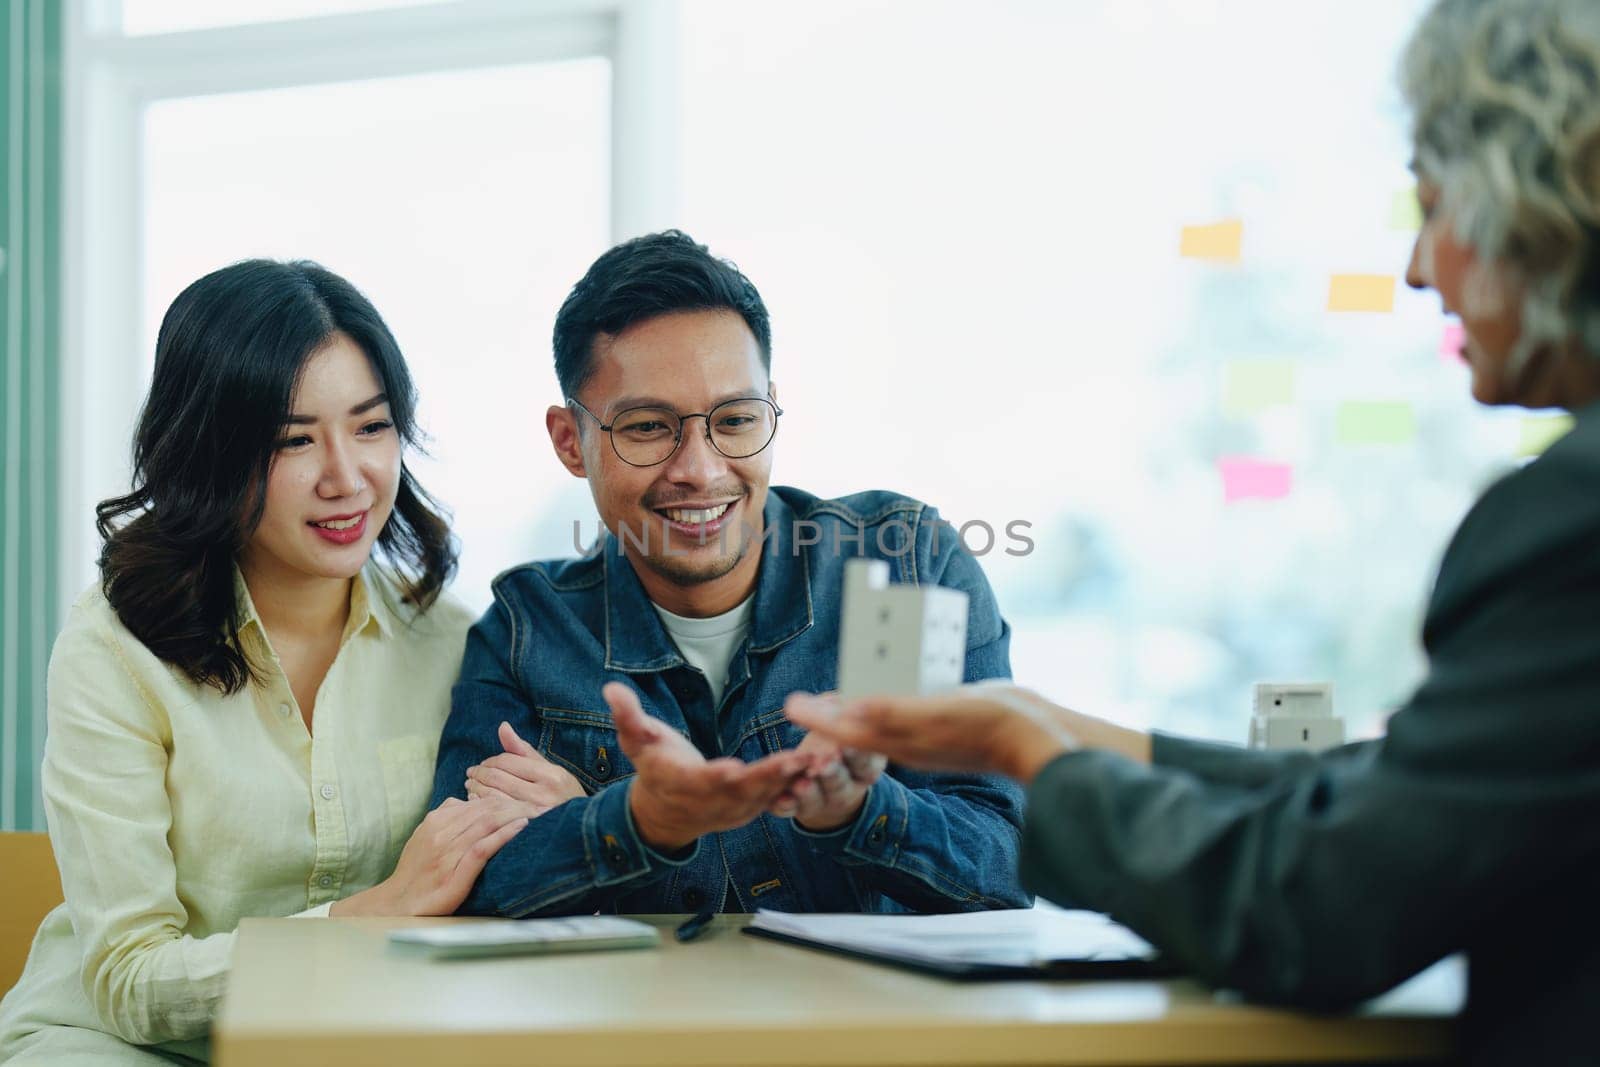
[1018,431,1600,1009]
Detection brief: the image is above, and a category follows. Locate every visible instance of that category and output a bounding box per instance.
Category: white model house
[837,559,969,702]
[1246,683,1345,753]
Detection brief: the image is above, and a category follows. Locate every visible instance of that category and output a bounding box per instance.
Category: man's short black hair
[552,229,772,399]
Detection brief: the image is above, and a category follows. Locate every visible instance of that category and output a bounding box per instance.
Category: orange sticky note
[1180,220,1243,263]
[1327,274,1396,313]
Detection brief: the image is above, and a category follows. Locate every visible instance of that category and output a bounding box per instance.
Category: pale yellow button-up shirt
[0,565,472,1063]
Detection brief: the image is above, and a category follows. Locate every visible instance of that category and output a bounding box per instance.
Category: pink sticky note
[1218,456,1293,502]
[1439,323,1466,365]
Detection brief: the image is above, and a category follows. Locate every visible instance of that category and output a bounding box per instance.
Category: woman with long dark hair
[0,260,533,1064]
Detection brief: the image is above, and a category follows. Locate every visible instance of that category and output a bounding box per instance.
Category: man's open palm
[605,681,811,852]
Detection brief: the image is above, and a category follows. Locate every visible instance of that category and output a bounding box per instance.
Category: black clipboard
[741,924,1181,982]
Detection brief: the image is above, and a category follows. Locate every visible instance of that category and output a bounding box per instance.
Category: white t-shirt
[652,595,755,708]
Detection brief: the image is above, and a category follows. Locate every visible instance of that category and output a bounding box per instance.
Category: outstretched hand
[783,684,1086,784]
[767,708,885,831]
[607,681,812,852]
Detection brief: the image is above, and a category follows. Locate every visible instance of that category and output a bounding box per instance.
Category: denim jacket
[431,486,1030,916]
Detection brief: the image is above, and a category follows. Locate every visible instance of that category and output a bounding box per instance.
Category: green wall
[1,0,62,832]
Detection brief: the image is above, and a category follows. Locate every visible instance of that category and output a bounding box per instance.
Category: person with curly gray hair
[1406,0,1600,408]
[786,1,1600,1063]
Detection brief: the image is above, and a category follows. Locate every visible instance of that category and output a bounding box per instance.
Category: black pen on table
[675,908,717,943]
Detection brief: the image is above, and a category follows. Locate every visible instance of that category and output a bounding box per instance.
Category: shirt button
[319,784,337,801]
[607,848,628,868]
[683,888,704,909]
[318,874,333,888]
[278,703,292,718]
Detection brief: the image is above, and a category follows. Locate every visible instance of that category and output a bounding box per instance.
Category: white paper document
[747,908,1162,973]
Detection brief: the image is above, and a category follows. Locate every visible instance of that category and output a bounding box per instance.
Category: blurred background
[0,0,1573,830]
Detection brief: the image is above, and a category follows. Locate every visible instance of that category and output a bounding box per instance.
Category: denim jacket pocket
[537,707,634,794]
[743,706,806,757]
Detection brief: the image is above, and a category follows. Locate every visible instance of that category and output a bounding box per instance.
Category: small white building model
[837,559,969,702]
[1247,683,1345,753]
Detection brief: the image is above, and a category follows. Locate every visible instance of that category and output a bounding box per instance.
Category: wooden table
[213,915,1461,1066]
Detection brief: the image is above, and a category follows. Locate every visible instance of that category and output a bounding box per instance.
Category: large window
[141,61,610,605]
[64,1,1567,747]
[61,0,674,611]
[672,0,1564,741]
[119,0,448,36]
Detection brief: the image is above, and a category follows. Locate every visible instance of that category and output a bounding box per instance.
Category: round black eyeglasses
[567,395,783,467]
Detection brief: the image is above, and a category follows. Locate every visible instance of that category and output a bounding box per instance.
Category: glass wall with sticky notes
[668,0,1573,741]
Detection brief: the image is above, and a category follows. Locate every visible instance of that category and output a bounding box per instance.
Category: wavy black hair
[96,259,457,694]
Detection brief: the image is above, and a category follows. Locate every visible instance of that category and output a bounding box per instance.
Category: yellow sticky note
[1222,360,1295,415]
[1180,220,1243,263]
[1517,415,1575,457]
[1337,401,1416,445]
[1327,274,1396,313]
[1389,189,1422,232]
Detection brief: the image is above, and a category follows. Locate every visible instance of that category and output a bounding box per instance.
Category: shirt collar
[602,490,814,672]
[232,565,265,641]
[347,566,395,640]
[232,564,393,644]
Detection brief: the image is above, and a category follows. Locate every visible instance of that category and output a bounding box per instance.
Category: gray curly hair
[1403,0,1600,372]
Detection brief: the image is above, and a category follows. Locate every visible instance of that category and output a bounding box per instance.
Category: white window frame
[58,0,677,617]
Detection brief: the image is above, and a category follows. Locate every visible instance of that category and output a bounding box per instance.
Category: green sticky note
[1517,415,1575,457]
[1222,360,1295,415]
[1389,189,1423,232]
[1337,401,1417,445]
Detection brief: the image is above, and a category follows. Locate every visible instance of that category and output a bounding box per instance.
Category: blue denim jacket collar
[601,490,814,672]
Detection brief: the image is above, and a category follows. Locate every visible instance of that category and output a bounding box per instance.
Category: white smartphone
[388,917,661,960]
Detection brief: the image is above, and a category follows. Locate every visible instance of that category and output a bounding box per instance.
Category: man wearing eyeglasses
[429,230,1029,917]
